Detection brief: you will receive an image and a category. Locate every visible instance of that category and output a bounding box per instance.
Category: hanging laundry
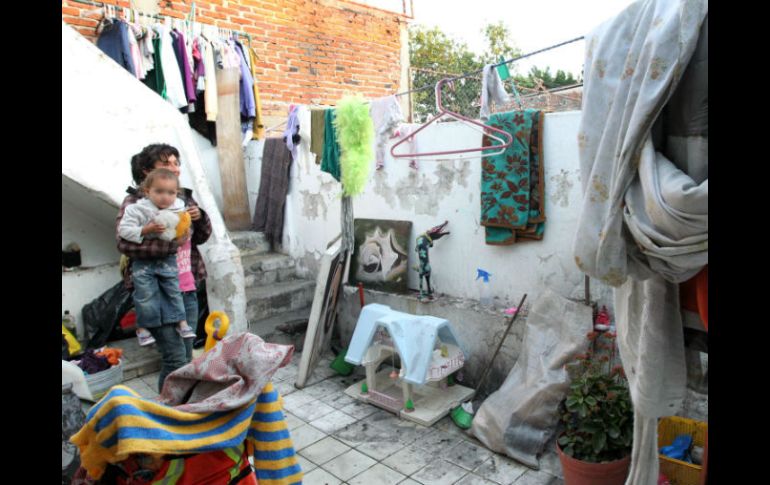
[96,19,136,76]
[142,30,165,98]
[202,37,218,122]
[480,64,510,120]
[392,124,419,170]
[192,37,205,92]
[321,109,341,181]
[248,46,265,140]
[157,24,188,109]
[252,138,293,248]
[138,24,155,77]
[171,29,197,106]
[126,24,143,79]
[334,96,375,197]
[369,95,404,170]
[283,105,301,160]
[481,109,545,245]
[310,108,326,165]
[232,39,256,135]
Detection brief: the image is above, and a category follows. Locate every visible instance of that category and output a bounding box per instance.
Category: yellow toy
[154,209,193,242]
[204,311,230,352]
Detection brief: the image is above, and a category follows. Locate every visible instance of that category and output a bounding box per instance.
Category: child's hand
[141,222,166,236]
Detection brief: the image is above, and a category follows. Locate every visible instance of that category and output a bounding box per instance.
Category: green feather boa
[334,95,374,196]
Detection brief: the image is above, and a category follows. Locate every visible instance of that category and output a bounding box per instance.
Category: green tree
[408,24,579,120]
[409,25,483,120]
[480,21,522,65]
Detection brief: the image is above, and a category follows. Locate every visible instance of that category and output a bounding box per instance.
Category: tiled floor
[119,351,564,485]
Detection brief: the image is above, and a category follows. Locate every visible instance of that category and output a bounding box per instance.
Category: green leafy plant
[558,330,633,463]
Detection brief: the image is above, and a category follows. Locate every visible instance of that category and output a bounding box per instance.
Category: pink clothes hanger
[390,78,513,160]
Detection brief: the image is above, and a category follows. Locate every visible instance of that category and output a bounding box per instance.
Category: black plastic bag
[83,281,133,348]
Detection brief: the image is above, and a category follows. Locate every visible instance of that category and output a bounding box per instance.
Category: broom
[451,293,527,429]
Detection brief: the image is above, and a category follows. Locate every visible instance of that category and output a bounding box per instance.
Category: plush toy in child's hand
[153,209,192,242]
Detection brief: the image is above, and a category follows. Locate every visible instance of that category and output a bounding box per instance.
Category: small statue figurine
[415,221,450,302]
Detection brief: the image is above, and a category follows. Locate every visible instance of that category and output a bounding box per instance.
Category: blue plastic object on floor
[659,434,693,462]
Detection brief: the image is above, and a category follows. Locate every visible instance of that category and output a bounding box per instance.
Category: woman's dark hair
[140,168,180,193]
[130,143,181,185]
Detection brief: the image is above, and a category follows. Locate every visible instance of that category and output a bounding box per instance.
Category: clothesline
[393,36,585,98]
[68,0,254,41]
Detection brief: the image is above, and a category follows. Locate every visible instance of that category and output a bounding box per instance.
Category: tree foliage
[408,22,578,120]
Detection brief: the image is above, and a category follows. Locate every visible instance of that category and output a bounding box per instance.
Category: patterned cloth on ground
[71,333,301,484]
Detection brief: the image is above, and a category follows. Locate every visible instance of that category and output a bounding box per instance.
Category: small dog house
[344,304,475,426]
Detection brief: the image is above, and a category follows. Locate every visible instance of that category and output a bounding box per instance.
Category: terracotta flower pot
[557,442,630,485]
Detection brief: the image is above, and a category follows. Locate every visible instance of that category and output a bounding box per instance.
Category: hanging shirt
[172,29,197,105]
[192,37,206,92]
[202,38,218,122]
[96,19,136,76]
[157,24,188,109]
[139,25,155,76]
[233,40,256,121]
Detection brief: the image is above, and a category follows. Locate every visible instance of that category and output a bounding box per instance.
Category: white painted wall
[281,110,613,305]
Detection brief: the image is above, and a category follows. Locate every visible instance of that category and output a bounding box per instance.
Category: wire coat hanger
[390,78,513,160]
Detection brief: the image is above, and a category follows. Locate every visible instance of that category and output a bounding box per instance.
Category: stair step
[248,307,312,351]
[230,231,270,254]
[246,279,316,322]
[242,252,296,273]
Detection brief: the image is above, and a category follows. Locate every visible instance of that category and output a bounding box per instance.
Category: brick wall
[62,0,408,126]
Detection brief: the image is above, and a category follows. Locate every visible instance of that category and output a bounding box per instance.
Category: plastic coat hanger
[390,78,513,161]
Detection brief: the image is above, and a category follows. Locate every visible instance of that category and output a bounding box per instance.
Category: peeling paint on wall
[300,190,329,220]
[550,169,574,208]
[372,161,471,216]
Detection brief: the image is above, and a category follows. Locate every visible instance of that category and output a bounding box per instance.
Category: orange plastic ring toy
[204,311,230,352]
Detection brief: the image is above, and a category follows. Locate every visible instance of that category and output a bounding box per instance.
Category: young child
[118,168,197,345]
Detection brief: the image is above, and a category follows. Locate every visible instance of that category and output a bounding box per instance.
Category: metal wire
[395,35,585,99]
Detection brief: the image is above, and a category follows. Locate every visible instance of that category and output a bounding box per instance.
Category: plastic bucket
[85,360,124,400]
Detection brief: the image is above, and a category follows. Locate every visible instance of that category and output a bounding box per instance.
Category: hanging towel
[310,108,327,165]
[480,64,510,120]
[481,109,545,245]
[70,333,301,484]
[249,46,265,140]
[253,138,293,247]
[369,95,404,170]
[321,109,342,181]
[96,20,136,76]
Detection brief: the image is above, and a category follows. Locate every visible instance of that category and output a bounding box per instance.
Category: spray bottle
[476,269,492,308]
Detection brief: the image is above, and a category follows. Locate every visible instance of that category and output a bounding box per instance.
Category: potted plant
[557,330,633,485]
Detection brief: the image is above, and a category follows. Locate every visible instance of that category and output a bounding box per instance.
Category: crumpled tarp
[471,289,592,468]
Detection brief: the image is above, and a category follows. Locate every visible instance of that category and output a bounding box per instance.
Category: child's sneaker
[176,322,196,339]
[136,328,156,346]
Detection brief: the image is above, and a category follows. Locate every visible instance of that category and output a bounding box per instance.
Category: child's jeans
[131,256,187,327]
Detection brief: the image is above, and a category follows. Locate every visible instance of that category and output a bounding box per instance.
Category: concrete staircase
[231,231,315,349]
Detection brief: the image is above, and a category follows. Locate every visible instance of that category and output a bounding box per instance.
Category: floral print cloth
[480,109,545,245]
